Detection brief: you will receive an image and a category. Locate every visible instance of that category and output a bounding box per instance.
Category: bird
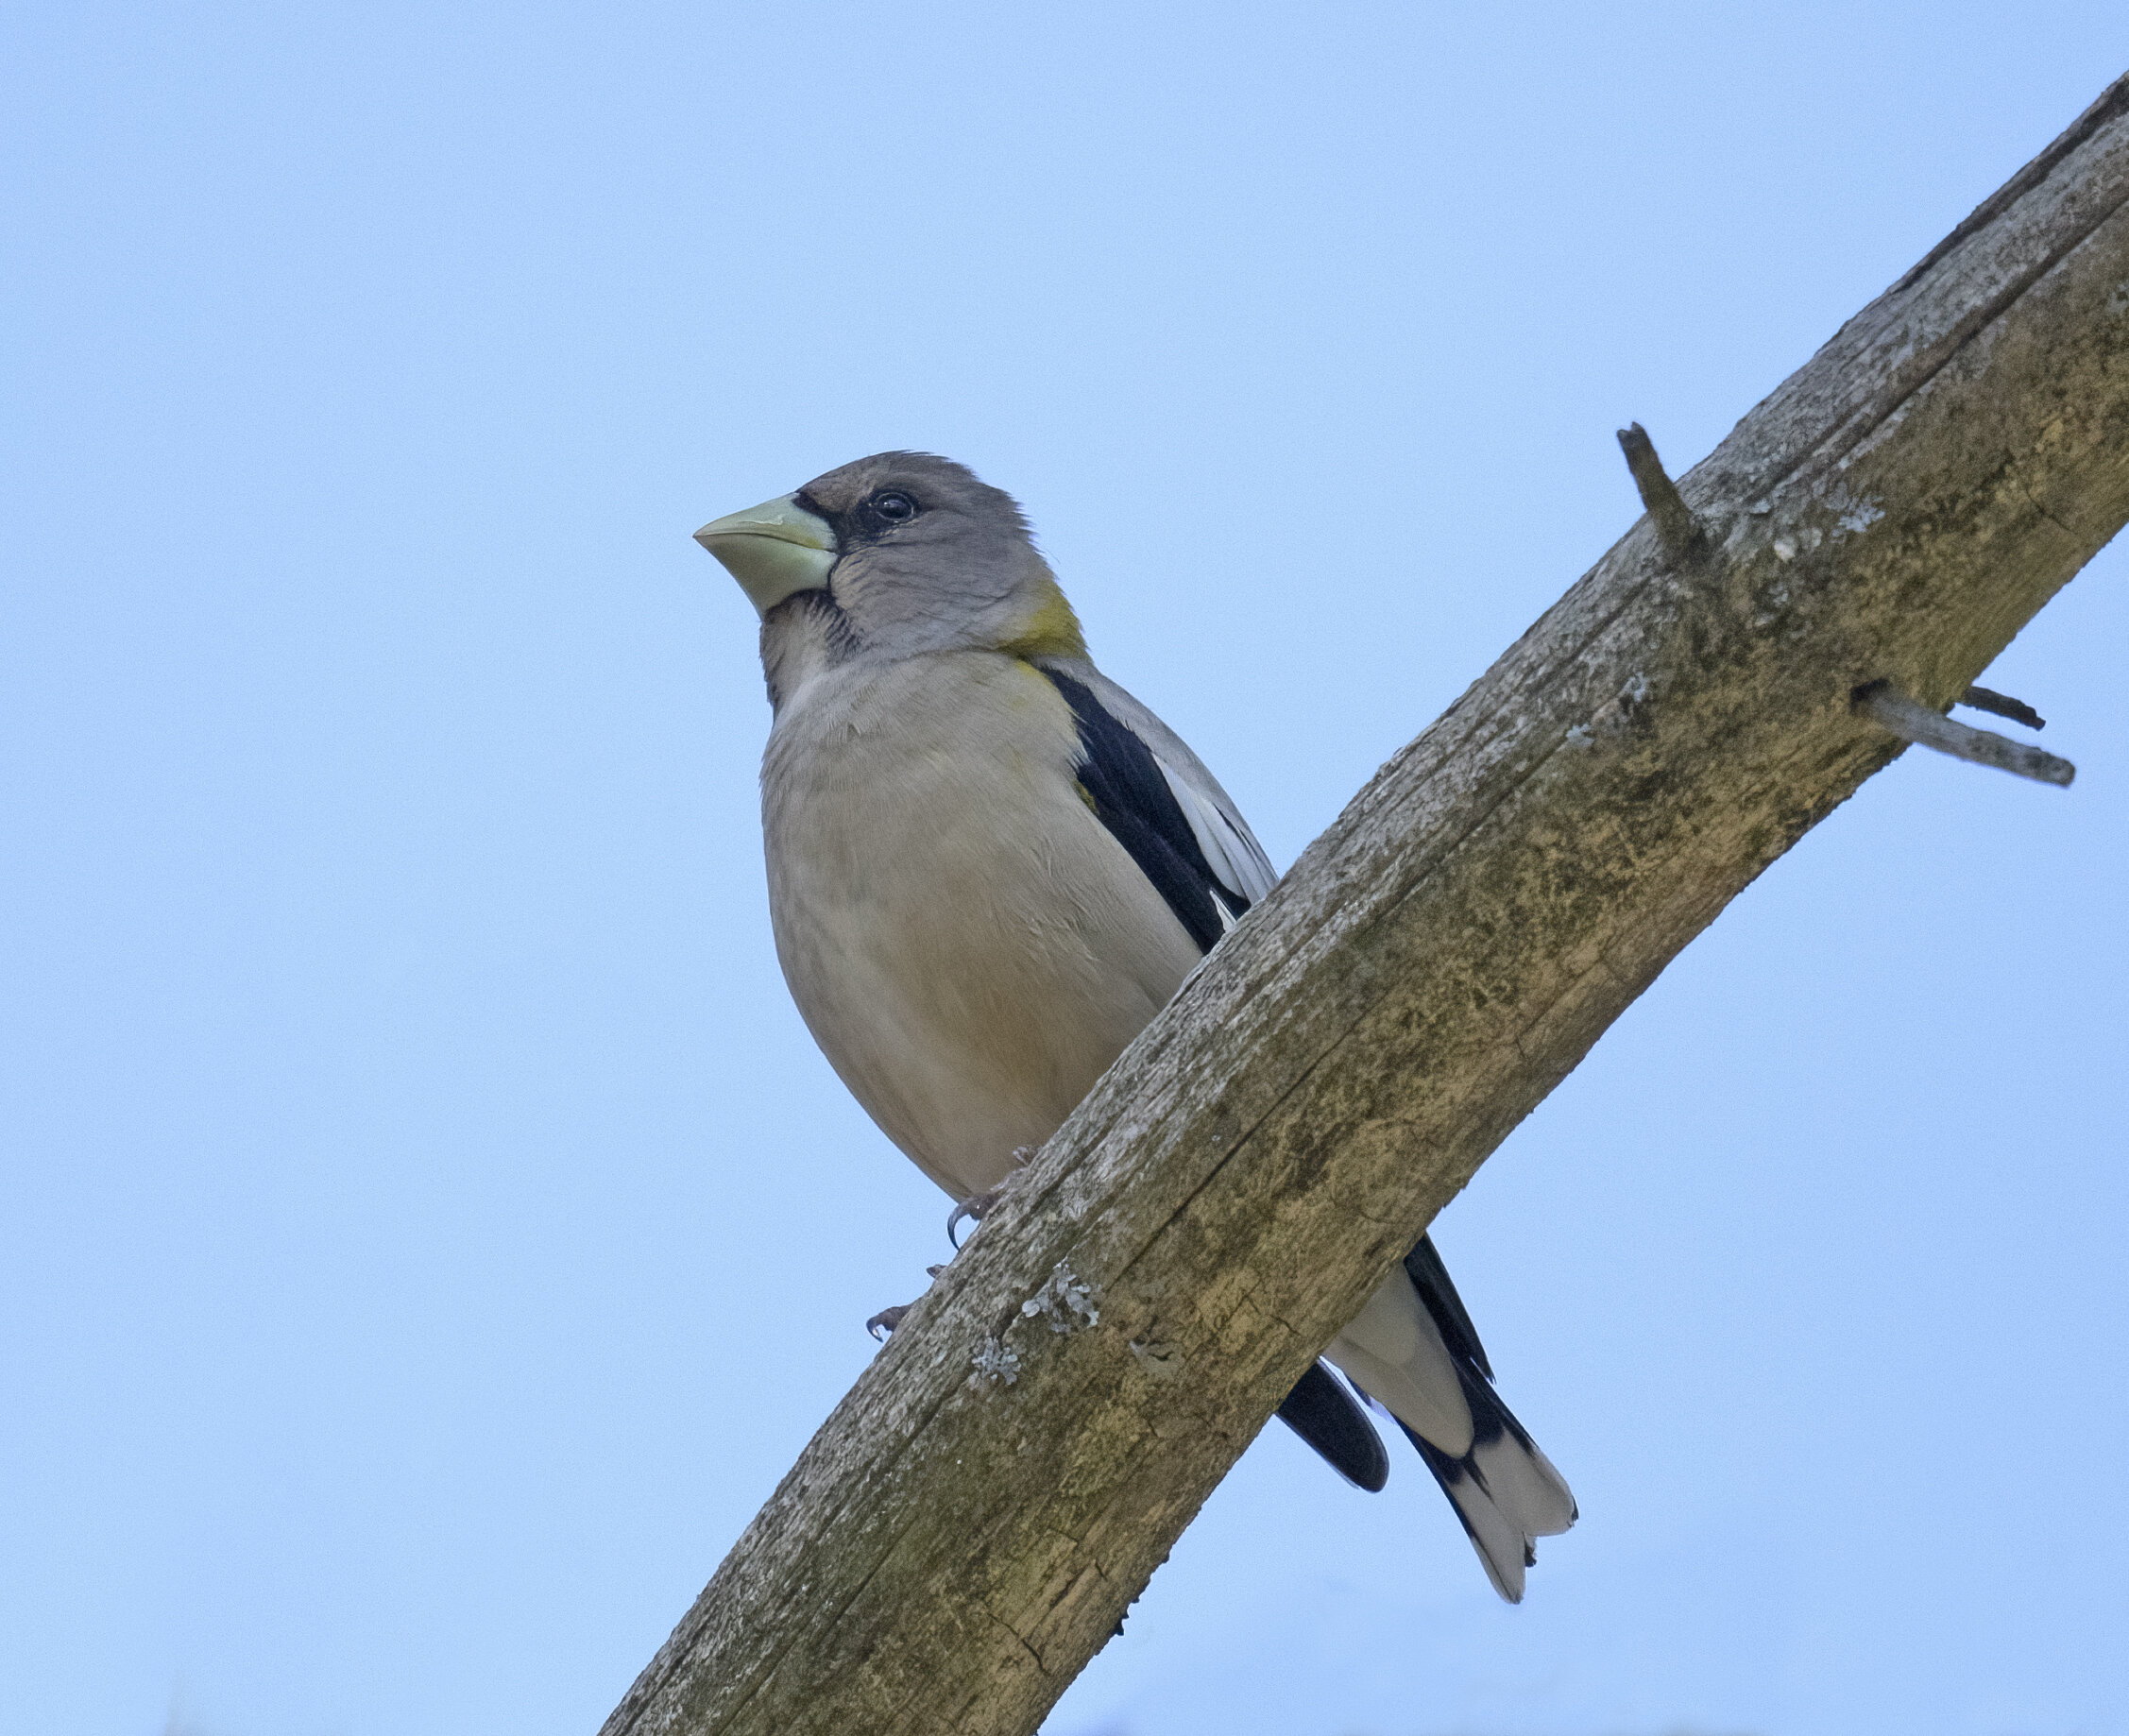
[694,451,1576,1601]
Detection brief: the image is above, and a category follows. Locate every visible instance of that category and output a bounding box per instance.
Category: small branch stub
[1854,683,2075,786]
[1960,685,2048,729]
[1616,421,1702,559]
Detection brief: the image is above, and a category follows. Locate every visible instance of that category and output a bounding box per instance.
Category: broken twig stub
[1616,420,1702,559]
[1960,685,2048,729]
[1855,683,2075,787]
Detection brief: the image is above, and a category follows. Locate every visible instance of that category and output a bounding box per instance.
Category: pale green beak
[694,494,838,616]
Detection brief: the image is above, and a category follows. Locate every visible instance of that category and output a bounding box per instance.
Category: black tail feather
[1404,1233,1493,1381]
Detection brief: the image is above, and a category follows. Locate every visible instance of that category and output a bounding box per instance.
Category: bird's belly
[761,655,1202,1199]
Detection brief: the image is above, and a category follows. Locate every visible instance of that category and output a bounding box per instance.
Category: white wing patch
[1154,755,1277,921]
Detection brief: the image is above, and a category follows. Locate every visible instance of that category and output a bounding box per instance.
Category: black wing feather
[1042,672,1397,1495]
[1274,1360,1389,1492]
[1040,668,1245,956]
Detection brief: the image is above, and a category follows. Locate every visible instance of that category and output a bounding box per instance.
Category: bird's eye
[868,490,918,525]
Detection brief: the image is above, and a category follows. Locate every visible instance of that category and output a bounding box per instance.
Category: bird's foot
[945,1149,1038,1250]
[866,1266,947,1340]
[946,1188,1003,1250]
[865,1303,912,1340]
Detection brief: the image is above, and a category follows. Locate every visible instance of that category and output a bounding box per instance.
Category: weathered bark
[604,74,2129,1736]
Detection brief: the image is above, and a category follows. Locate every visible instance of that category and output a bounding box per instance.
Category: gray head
[694,452,1085,706]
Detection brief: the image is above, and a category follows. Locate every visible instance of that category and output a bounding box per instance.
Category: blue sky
[4,5,2126,1734]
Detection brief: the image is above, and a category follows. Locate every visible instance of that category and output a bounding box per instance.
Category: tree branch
[604,72,2129,1736]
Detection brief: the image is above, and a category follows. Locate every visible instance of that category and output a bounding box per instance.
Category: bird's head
[694,453,1086,688]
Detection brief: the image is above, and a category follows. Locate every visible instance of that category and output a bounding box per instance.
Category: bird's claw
[866,1303,913,1341]
[947,1185,1007,1250]
[866,1268,947,1341]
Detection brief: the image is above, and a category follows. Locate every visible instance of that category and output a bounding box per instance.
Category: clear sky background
[5,6,2126,1735]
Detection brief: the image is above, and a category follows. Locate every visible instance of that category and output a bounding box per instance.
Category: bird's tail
[1393,1234,1575,1602]
[1390,1363,1576,1603]
[1320,1234,1575,1601]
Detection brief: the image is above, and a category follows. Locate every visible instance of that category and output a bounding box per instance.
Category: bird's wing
[1034,658,1277,955]
[1032,662,1573,1598]
[1273,1359,1390,1492]
[1034,659,1402,1489]
[1064,662,1279,907]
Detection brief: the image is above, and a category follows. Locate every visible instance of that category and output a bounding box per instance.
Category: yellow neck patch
[996,575,1088,661]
